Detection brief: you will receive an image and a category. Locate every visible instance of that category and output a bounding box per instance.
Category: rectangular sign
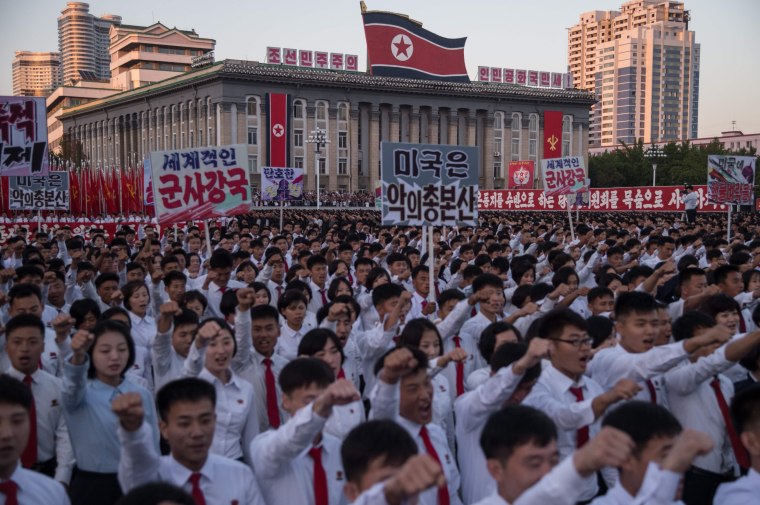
[261,167,304,201]
[149,144,251,225]
[381,142,478,226]
[507,161,535,189]
[707,155,756,205]
[478,185,727,212]
[8,173,68,210]
[541,156,587,196]
[0,96,49,176]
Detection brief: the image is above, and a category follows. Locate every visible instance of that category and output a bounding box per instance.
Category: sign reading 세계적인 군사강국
[149,144,251,225]
[707,155,756,205]
[541,156,588,197]
[381,142,478,226]
[0,96,49,176]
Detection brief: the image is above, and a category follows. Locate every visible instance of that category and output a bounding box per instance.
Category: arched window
[562,115,573,156]
[246,96,260,146]
[528,113,539,163]
[493,112,505,179]
[510,112,522,161]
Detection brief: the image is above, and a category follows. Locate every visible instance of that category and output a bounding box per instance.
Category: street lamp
[307,128,328,209]
[645,144,666,186]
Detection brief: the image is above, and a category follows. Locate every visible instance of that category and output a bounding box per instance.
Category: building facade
[569,0,699,147]
[109,22,216,91]
[11,51,62,97]
[58,2,122,85]
[58,60,594,192]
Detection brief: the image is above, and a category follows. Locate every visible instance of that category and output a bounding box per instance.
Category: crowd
[0,209,759,505]
[250,191,377,207]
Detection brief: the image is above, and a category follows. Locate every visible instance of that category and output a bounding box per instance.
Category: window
[562,115,573,156]
[247,127,258,145]
[510,112,522,161]
[528,113,538,163]
[338,158,348,175]
[294,129,303,147]
[248,156,258,174]
[294,156,304,169]
[319,158,327,175]
[339,185,347,192]
[293,100,304,119]
[338,131,347,149]
[247,98,259,117]
[493,162,502,178]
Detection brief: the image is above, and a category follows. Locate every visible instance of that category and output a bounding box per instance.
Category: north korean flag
[267,93,290,168]
[362,11,469,83]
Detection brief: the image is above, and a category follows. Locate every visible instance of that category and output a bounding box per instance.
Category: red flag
[267,93,289,167]
[362,11,468,82]
[507,161,535,189]
[69,170,81,215]
[543,111,563,159]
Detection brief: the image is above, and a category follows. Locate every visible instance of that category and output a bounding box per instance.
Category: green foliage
[589,138,758,187]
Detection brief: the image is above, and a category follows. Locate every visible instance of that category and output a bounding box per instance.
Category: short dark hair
[602,401,682,456]
[4,314,45,339]
[341,420,418,484]
[472,273,502,292]
[182,290,208,310]
[373,346,429,377]
[8,283,42,305]
[699,294,741,319]
[731,385,760,435]
[537,309,587,341]
[100,306,131,327]
[279,357,334,395]
[614,291,658,320]
[480,321,521,363]
[480,405,557,460]
[398,319,443,357]
[307,255,328,270]
[714,264,740,286]
[95,272,120,289]
[174,309,199,329]
[587,286,614,303]
[87,320,136,379]
[298,329,345,365]
[587,315,615,348]
[671,311,716,342]
[122,280,150,312]
[0,374,33,412]
[278,289,308,314]
[372,283,403,307]
[209,250,234,270]
[156,378,216,422]
[164,270,187,286]
[116,482,195,505]
[490,342,541,385]
[70,298,102,328]
[437,288,465,306]
[251,303,280,325]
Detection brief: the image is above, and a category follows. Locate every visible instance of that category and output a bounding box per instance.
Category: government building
[58,59,595,193]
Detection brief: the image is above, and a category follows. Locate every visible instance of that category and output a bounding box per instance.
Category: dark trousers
[69,468,122,505]
[30,458,56,479]
[686,208,697,223]
[682,466,735,505]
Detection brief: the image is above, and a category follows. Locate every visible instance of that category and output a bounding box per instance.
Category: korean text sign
[381,142,478,226]
[9,173,69,210]
[707,155,756,205]
[261,167,304,201]
[0,96,49,176]
[149,144,251,225]
[541,156,587,196]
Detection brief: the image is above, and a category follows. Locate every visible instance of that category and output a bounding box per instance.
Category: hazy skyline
[3,0,758,138]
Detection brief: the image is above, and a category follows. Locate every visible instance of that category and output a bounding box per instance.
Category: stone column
[482,112,494,190]
[429,109,439,145]
[390,106,400,143]
[410,106,420,144]
[368,105,380,186]
[449,110,458,145]
[349,105,360,192]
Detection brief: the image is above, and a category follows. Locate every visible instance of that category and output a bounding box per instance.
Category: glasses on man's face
[551,337,594,349]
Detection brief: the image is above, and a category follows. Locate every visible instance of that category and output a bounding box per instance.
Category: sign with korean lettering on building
[149,144,251,225]
[541,156,588,197]
[261,167,304,201]
[0,96,49,176]
[707,155,756,205]
[8,173,69,210]
[381,142,478,226]
[507,161,535,189]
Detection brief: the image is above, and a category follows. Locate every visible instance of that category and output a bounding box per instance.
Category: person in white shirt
[277,289,314,361]
[592,401,715,505]
[523,308,641,502]
[665,311,760,504]
[340,419,446,505]
[714,385,760,504]
[307,255,330,315]
[465,321,521,392]
[407,266,437,321]
[181,318,259,464]
[456,339,548,504]
[199,250,247,319]
[474,404,635,505]
[3,314,74,485]
[681,185,699,223]
[250,357,360,505]
[0,375,71,505]
[369,346,463,505]
[458,274,507,374]
[152,303,199,392]
[112,378,264,505]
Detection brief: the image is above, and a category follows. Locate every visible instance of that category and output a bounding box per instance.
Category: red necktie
[189,472,207,505]
[320,289,328,305]
[739,317,747,333]
[421,300,428,312]
[645,379,657,404]
[263,358,281,429]
[435,283,440,298]
[348,273,354,285]
[219,286,227,294]
[569,387,590,448]
[419,426,450,505]
[452,336,465,396]
[308,447,329,505]
[337,368,346,379]
[710,377,750,469]
[21,375,37,468]
[0,480,18,505]
[276,286,283,299]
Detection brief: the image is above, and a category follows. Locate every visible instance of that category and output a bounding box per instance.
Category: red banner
[507,161,535,189]
[267,93,289,168]
[478,185,728,212]
[543,110,563,159]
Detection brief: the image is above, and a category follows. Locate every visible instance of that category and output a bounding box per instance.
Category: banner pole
[727,204,732,242]
[204,219,213,260]
[279,199,283,231]
[428,224,435,306]
[567,196,576,242]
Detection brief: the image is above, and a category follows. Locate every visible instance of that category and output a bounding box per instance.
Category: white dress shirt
[408,291,431,321]
[127,311,157,350]
[455,365,523,504]
[325,401,365,441]
[308,280,328,314]
[588,340,689,391]
[6,367,74,483]
[590,462,682,504]
[250,403,347,505]
[664,346,739,474]
[523,363,606,501]
[714,467,760,504]
[151,326,187,391]
[458,312,499,374]
[203,279,247,318]
[277,322,306,362]
[182,343,259,463]
[0,463,70,505]
[117,422,265,505]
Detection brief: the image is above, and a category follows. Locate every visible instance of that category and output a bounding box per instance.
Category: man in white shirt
[250,357,360,505]
[714,385,760,504]
[0,375,70,504]
[307,255,330,315]
[112,378,264,505]
[407,265,437,321]
[593,401,715,505]
[199,250,247,318]
[152,303,199,392]
[681,185,699,223]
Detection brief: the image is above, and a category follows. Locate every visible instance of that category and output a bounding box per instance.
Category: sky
[2,0,758,138]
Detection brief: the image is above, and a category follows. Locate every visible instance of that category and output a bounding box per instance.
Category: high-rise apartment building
[109,23,215,91]
[12,51,62,96]
[58,2,121,85]
[568,0,699,147]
